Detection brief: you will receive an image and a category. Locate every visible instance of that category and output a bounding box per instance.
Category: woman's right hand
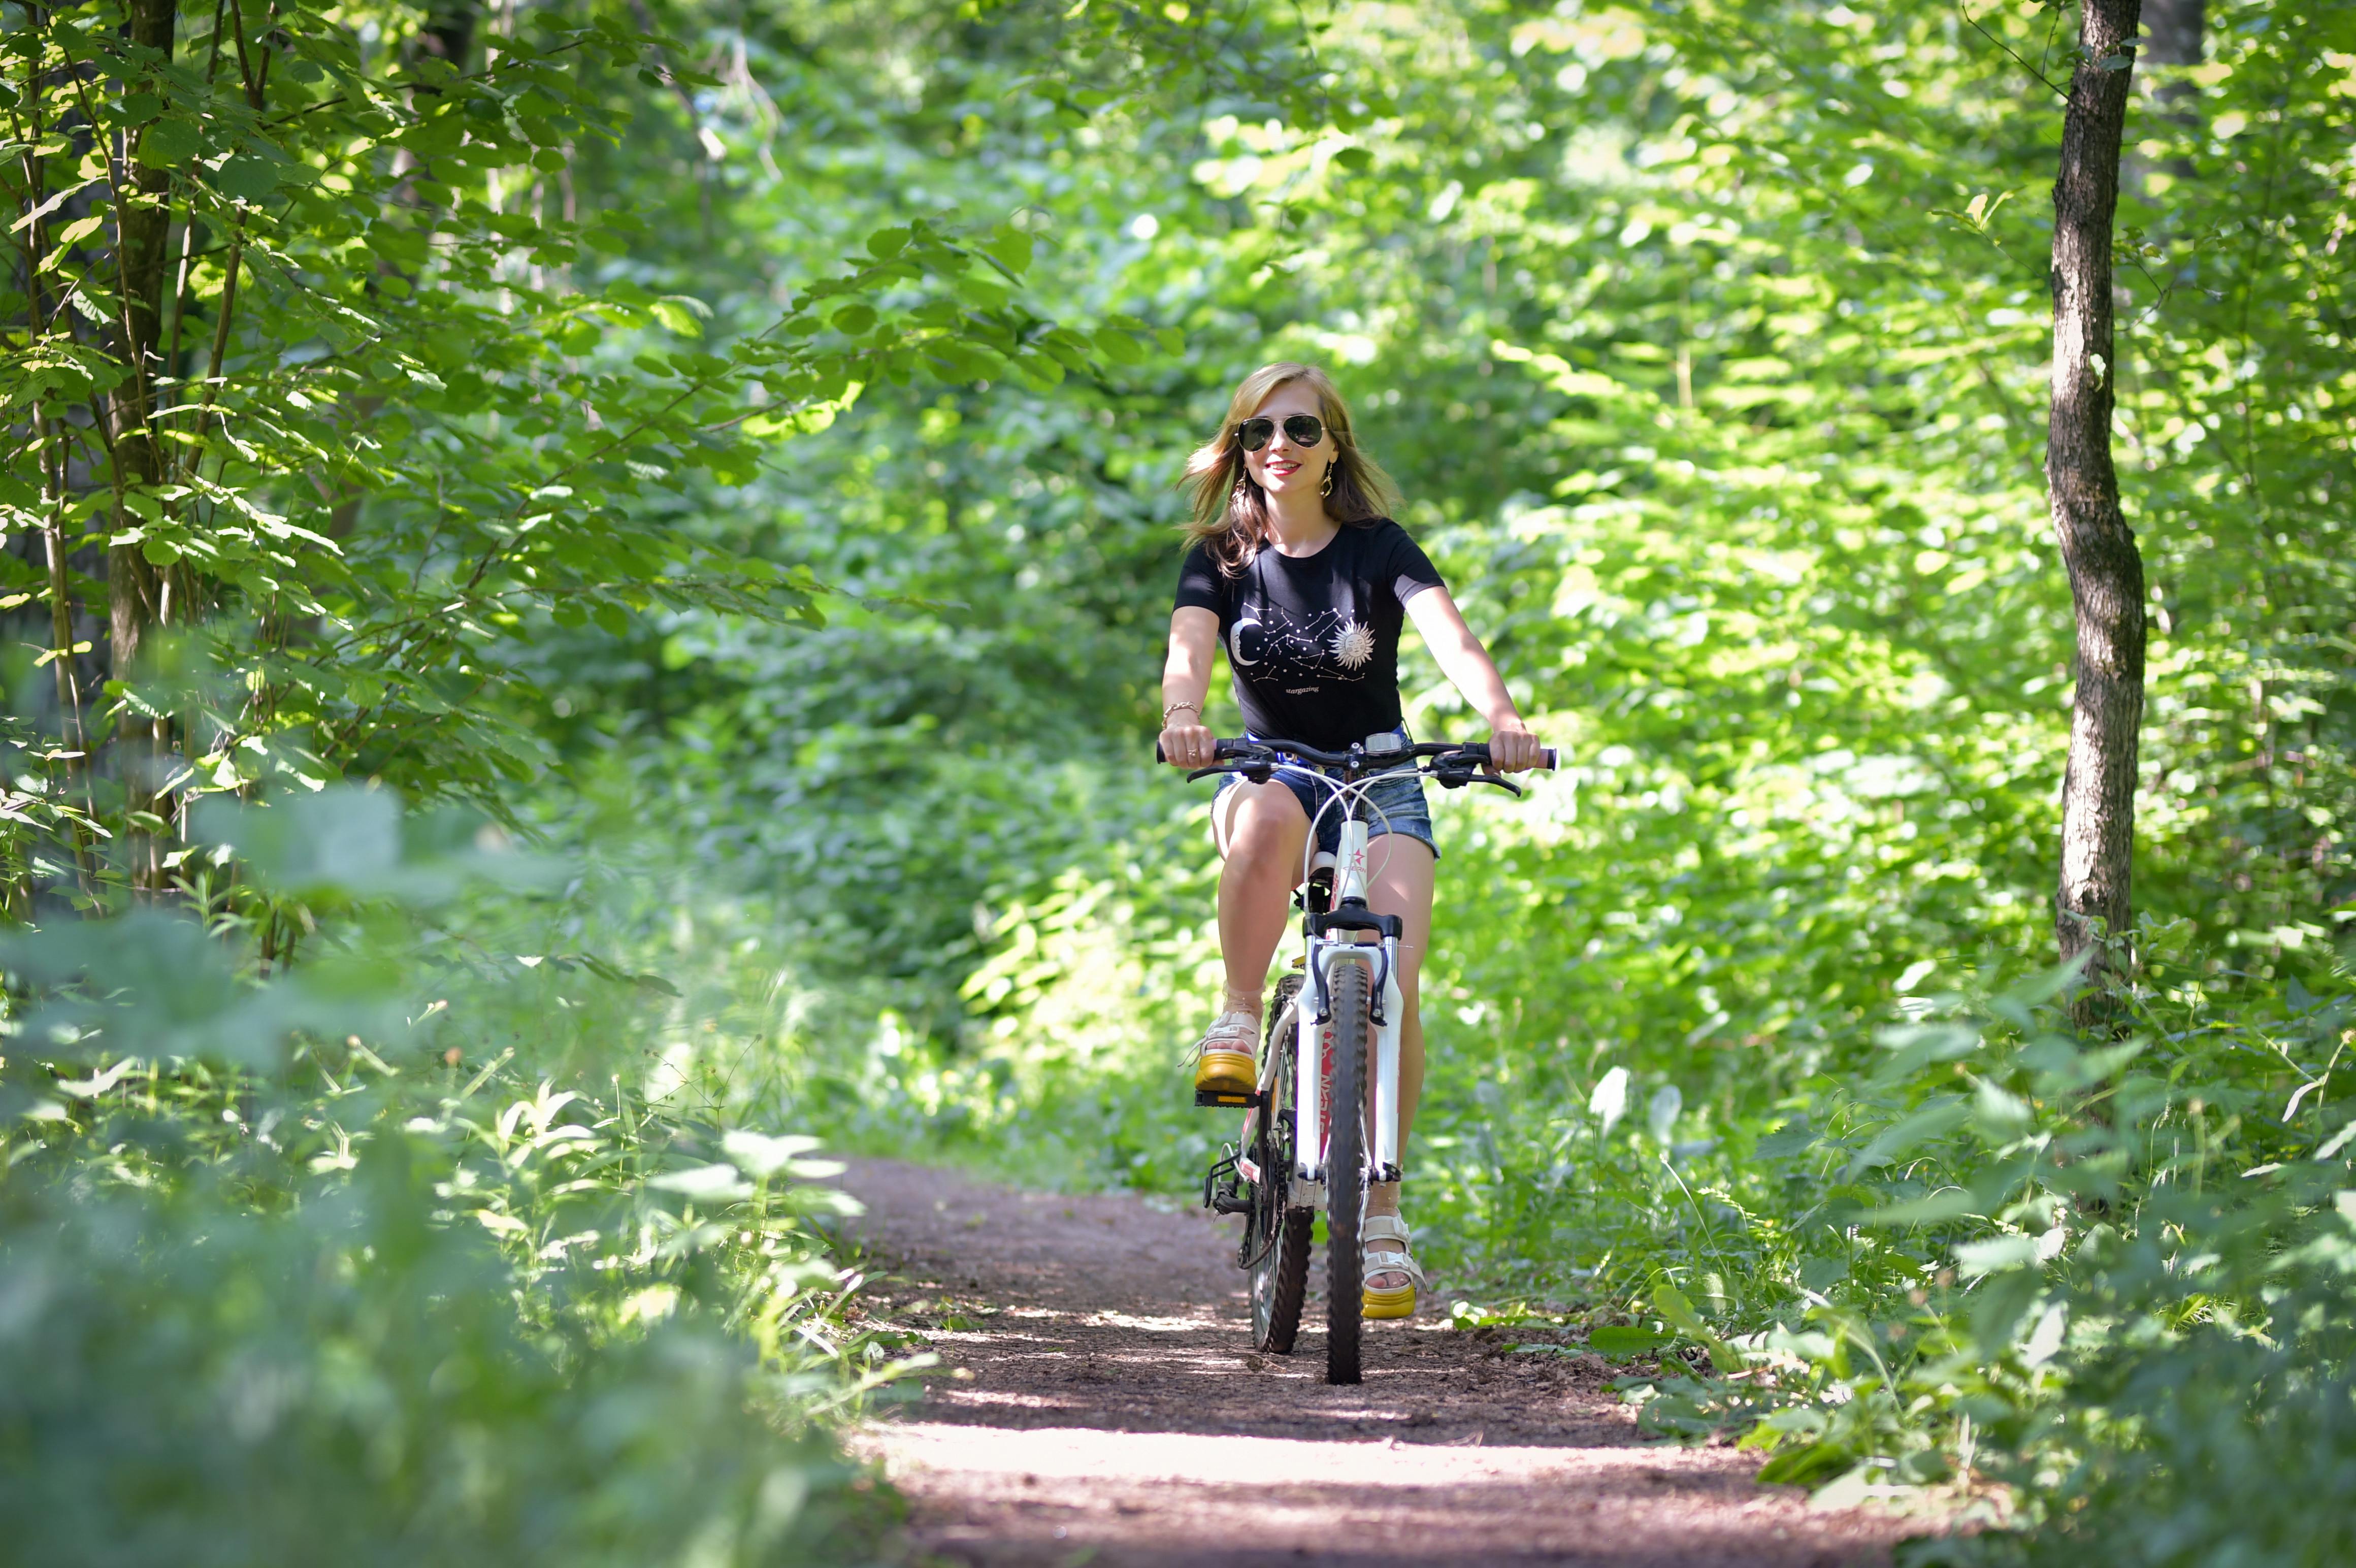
[1160,723,1216,769]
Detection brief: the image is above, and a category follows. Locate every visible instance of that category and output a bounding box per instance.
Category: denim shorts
[1213,731,1439,861]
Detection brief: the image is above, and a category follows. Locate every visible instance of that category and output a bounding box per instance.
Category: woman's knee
[1219,790,1307,864]
[1225,837,1301,894]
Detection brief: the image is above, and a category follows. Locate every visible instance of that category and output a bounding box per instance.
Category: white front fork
[1292,820,1403,1203]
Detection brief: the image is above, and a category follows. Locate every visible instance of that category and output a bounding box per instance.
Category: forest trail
[836,1158,1929,1568]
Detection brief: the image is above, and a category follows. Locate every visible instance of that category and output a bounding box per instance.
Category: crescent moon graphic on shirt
[1228,617,1261,668]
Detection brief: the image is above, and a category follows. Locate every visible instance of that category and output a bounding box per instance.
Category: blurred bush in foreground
[0,788,911,1568]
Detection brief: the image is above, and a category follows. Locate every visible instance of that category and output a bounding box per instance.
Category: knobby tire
[1325,958,1369,1385]
[1252,976,1310,1355]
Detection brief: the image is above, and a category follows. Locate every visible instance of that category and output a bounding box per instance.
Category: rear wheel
[1250,976,1310,1354]
[1324,957,1370,1385]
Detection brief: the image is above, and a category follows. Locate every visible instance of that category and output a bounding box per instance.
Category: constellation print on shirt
[1230,605,1377,686]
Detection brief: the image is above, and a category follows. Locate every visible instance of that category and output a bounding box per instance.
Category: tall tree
[106,0,178,891]
[2048,0,2146,998]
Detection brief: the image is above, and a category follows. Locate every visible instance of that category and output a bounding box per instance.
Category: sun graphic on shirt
[1330,619,1376,671]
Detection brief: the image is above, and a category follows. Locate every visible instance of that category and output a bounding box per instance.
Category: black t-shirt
[1173,519,1446,751]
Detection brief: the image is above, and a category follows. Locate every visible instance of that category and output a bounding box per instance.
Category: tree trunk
[105,0,178,660]
[105,0,178,891]
[2048,0,2146,1002]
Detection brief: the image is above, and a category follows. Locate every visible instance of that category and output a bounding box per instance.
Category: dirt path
[835,1158,1931,1567]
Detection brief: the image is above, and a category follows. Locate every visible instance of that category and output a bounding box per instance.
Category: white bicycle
[1169,732,1553,1384]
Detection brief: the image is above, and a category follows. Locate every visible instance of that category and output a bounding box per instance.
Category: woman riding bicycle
[1156,362,1544,1320]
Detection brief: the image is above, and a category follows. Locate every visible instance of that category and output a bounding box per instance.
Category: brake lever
[1468,773,1524,798]
[1428,749,1490,791]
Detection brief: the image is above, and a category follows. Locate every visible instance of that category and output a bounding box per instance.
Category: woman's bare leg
[1210,781,1311,1020]
[1362,833,1435,1289]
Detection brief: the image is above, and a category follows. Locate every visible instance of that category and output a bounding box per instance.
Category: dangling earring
[1320,463,1335,498]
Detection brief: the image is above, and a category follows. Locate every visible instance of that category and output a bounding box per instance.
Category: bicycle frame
[1281,774,1411,1210]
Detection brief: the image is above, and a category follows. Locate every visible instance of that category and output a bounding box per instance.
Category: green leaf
[52,214,106,251]
[214,157,281,200]
[924,341,1008,384]
[649,298,705,338]
[648,1163,751,1201]
[1754,1119,1816,1160]
[1954,1234,2041,1278]
[1587,1323,1673,1358]
[137,118,202,167]
[980,226,1033,275]
[1856,1188,1977,1227]
[1755,1440,1853,1487]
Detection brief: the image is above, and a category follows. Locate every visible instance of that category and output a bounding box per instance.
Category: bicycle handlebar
[1152,736,1558,770]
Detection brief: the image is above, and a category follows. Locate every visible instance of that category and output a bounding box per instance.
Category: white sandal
[1361,1215,1426,1320]
[1190,1009,1260,1095]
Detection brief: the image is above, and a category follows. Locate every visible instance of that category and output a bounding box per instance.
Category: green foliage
[0,790,917,1567]
[527,2,2353,1560]
[2,0,1152,902]
[0,1159,856,1568]
[10,0,2356,1562]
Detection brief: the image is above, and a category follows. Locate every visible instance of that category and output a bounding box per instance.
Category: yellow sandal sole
[1193,1050,1257,1096]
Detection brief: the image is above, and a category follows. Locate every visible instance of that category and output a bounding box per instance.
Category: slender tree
[2047,0,2146,1002]
[103,0,178,891]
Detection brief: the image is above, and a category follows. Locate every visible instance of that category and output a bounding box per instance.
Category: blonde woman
[1156,362,1544,1318]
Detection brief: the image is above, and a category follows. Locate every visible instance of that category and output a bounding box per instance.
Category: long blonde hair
[1181,362,1403,575]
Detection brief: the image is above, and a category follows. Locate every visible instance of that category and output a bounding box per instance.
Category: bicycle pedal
[1195,1088,1264,1109]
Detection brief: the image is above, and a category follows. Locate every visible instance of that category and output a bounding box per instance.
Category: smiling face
[1240,379,1331,498]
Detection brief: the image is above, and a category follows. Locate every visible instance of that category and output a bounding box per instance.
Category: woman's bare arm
[1403,587,1545,770]
[1158,607,1221,767]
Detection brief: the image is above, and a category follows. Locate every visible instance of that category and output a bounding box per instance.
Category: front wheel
[1324,958,1369,1385]
[1250,976,1310,1354]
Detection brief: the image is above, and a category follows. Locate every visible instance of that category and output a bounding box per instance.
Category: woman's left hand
[1486,725,1546,772]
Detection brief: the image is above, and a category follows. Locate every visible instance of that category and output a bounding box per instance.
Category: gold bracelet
[1161,699,1201,727]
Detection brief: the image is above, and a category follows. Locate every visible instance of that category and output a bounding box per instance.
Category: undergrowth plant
[0,787,926,1567]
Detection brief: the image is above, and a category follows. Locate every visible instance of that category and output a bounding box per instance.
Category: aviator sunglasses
[1235,413,1326,451]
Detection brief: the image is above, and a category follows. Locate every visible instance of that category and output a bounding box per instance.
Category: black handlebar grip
[1462,743,1560,769]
